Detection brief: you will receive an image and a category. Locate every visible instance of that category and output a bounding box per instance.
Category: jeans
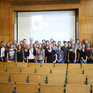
[37,60,43,63]
[61,59,66,63]
[80,60,87,64]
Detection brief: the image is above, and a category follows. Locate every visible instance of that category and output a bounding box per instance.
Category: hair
[39,43,43,51]
[17,45,22,53]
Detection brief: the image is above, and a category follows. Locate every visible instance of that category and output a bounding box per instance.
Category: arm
[74,49,77,62]
[42,49,45,63]
[68,50,70,62]
[45,56,47,63]
[53,54,57,63]
[7,52,9,62]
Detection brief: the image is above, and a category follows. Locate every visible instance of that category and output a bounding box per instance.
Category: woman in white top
[28,43,36,63]
[36,43,45,63]
[0,43,6,62]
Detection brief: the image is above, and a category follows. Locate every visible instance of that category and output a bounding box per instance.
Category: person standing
[56,46,64,63]
[17,45,23,62]
[61,41,69,63]
[80,44,87,64]
[45,44,57,63]
[68,44,76,63]
[36,43,45,63]
[86,44,92,63]
[7,44,16,62]
[28,43,36,63]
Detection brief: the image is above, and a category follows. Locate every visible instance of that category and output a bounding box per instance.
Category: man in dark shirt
[61,41,69,63]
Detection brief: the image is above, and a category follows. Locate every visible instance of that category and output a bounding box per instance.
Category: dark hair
[58,41,61,43]
[63,41,67,43]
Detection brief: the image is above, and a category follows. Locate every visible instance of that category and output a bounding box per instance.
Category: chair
[55,63,67,68]
[21,67,35,73]
[0,72,9,82]
[67,75,85,84]
[28,63,40,68]
[87,75,93,85]
[0,62,5,66]
[68,64,81,68]
[5,62,17,67]
[68,68,83,75]
[41,63,54,68]
[28,73,46,84]
[7,67,21,73]
[11,73,27,83]
[66,84,90,93]
[82,64,93,69]
[47,74,65,84]
[0,66,6,72]
[0,82,14,93]
[36,68,51,74]
[16,62,28,67]
[16,82,38,93]
[84,68,93,75]
[52,68,66,74]
[40,84,64,93]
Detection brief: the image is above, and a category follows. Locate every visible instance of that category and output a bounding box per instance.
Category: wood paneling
[0,2,3,18]
[79,34,92,45]
[2,2,11,18]
[82,0,93,16]
[0,0,93,46]
[81,17,93,35]
[0,19,3,35]
[0,18,10,35]
[2,18,10,35]
[3,35,10,43]
[0,36,3,42]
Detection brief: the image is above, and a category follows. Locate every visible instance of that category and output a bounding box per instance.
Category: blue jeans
[81,60,87,64]
[37,60,43,63]
[61,59,66,63]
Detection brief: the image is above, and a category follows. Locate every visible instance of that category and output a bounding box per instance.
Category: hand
[68,60,69,62]
[42,61,44,63]
[53,61,56,63]
[83,60,86,63]
[74,60,76,62]
[57,60,60,62]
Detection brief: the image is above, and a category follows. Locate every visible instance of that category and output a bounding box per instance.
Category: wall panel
[0,2,3,18]
[0,0,93,46]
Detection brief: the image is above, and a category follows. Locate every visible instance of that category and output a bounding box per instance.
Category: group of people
[0,38,93,64]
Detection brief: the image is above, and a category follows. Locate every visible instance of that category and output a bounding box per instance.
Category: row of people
[0,39,93,63]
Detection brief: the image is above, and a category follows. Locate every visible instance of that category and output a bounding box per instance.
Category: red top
[86,48,92,58]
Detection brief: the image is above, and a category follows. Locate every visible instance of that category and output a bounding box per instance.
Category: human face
[58,46,61,51]
[10,44,14,49]
[39,43,42,49]
[48,44,52,49]
[58,41,61,46]
[19,45,21,50]
[53,42,56,46]
[82,44,85,49]
[30,43,33,48]
[71,44,74,49]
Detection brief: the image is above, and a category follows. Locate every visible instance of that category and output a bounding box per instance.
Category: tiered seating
[40,84,64,93]
[16,83,38,93]
[68,68,83,75]
[28,74,46,84]
[67,75,85,84]
[0,62,92,93]
[0,72,9,82]
[66,84,90,93]
[0,82,14,93]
